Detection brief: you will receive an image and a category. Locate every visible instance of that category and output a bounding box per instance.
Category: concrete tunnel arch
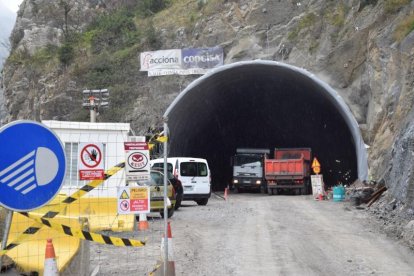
[163,60,368,190]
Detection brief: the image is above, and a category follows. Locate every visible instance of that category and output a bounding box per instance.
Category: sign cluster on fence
[117,186,150,214]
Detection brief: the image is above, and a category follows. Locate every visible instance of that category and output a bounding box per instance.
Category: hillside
[1,1,414,208]
[0,1,16,69]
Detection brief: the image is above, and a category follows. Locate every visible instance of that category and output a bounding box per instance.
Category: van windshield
[151,162,173,173]
[180,162,208,177]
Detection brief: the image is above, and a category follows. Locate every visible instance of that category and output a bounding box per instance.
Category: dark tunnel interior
[166,63,358,191]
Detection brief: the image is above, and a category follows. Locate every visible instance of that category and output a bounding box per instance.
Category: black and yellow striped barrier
[0,162,125,255]
[18,211,145,247]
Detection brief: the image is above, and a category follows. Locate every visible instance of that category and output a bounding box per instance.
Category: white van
[150,157,211,205]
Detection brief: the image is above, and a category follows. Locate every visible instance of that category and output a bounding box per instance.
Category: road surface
[170,193,414,276]
[89,193,414,275]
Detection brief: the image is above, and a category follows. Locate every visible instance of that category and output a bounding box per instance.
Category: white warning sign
[78,143,104,180]
[311,175,325,196]
[117,186,150,214]
[124,142,150,181]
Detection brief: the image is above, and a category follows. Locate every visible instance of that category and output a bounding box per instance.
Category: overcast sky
[0,0,23,12]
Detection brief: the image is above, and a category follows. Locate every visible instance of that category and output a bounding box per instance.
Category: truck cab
[231,148,270,193]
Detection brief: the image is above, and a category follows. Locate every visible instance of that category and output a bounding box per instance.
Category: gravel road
[90,193,414,275]
[171,193,414,276]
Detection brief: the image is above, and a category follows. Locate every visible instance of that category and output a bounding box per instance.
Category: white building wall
[42,120,132,197]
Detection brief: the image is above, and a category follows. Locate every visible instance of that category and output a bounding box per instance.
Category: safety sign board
[117,186,150,214]
[78,143,104,180]
[311,175,325,196]
[0,120,66,211]
[124,142,150,181]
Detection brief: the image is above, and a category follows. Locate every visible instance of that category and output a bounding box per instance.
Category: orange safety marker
[138,213,149,231]
[44,239,58,276]
[311,157,321,174]
[155,222,175,276]
[224,187,228,201]
[161,222,174,261]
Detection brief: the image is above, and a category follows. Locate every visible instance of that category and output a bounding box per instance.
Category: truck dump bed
[264,148,312,195]
[265,157,306,180]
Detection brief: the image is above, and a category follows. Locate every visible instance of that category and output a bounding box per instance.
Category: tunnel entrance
[164,61,368,191]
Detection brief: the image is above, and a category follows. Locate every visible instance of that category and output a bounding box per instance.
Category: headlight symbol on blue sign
[0,147,59,195]
[0,121,66,211]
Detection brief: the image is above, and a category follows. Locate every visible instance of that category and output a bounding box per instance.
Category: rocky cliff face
[1,0,414,207]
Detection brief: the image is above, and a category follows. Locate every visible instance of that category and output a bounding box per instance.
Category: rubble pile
[346,180,414,250]
[346,180,377,206]
[368,192,414,250]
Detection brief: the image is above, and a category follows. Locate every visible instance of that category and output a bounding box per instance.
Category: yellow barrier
[2,212,80,275]
[2,196,134,275]
[64,197,135,232]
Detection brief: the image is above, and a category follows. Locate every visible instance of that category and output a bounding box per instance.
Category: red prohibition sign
[120,200,129,211]
[80,144,102,168]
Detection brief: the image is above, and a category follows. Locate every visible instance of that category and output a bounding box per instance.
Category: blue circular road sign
[0,121,66,211]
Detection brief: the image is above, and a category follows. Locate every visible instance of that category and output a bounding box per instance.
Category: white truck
[231,148,270,193]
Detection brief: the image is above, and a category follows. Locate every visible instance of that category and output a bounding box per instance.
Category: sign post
[0,210,13,269]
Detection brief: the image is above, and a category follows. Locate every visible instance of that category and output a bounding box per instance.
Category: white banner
[140,49,182,71]
[140,47,224,76]
[148,68,209,76]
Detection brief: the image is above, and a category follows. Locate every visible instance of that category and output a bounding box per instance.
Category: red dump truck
[265,148,312,195]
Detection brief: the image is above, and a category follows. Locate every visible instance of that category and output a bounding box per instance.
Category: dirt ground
[89,193,414,276]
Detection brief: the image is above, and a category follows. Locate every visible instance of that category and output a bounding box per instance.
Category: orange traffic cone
[161,222,174,261]
[158,222,175,275]
[138,213,149,231]
[44,239,58,276]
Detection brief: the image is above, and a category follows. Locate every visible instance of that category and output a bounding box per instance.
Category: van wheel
[160,207,175,218]
[195,198,208,205]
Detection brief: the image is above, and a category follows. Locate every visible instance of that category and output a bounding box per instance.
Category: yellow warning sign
[311,157,321,174]
[120,190,129,199]
[130,187,149,199]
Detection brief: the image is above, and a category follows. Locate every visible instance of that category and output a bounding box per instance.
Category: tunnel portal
[164,61,368,190]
